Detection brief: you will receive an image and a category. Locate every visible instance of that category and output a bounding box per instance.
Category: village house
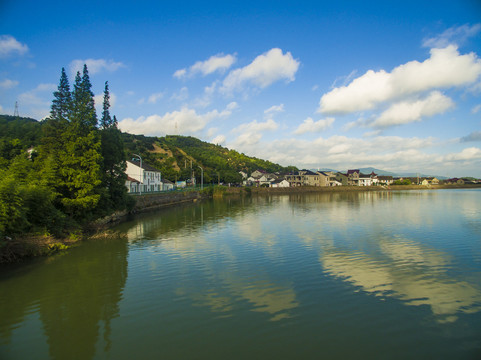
[421,177,439,186]
[125,160,163,193]
[335,172,349,186]
[317,171,339,186]
[377,175,394,185]
[285,170,323,187]
[346,170,371,186]
[245,169,278,186]
[270,179,290,188]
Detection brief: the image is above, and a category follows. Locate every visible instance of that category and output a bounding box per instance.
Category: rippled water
[1,189,481,359]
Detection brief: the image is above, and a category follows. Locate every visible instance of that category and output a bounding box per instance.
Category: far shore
[223,183,481,195]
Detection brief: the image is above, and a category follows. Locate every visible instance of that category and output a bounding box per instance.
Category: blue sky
[1,0,481,177]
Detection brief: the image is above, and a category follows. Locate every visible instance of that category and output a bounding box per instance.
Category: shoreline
[224,183,481,195]
[2,184,480,264]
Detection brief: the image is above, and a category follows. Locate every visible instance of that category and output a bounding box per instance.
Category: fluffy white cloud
[221,48,300,94]
[471,104,481,114]
[118,105,233,136]
[212,134,226,145]
[148,92,165,104]
[94,92,117,113]
[443,147,481,161]
[232,134,438,173]
[233,118,279,134]
[69,58,125,76]
[231,119,279,146]
[174,53,236,78]
[264,104,285,116]
[319,46,481,114]
[170,87,188,102]
[19,83,56,106]
[371,91,454,128]
[423,23,481,48]
[294,117,335,135]
[0,35,28,58]
[15,83,56,120]
[173,69,187,78]
[0,79,18,89]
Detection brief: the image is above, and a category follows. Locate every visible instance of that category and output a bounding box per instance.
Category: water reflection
[2,189,480,358]
[0,236,128,359]
[121,198,299,321]
[321,239,481,323]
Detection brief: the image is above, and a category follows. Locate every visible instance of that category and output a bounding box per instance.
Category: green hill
[0,114,296,184]
[121,133,297,184]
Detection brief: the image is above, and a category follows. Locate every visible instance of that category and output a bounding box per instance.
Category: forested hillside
[121,133,297,184]
[1,116,296,185]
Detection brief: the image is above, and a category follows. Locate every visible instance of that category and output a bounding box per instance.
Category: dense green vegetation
[0,66,131,242]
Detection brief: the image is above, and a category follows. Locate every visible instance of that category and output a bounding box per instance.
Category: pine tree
[100,81,112,129]
[58,64,104,221]
[71,65,97,134]
[99,81,128,212]
[41,68,71,155]
[50,67,72,123]
[38,68,72,197]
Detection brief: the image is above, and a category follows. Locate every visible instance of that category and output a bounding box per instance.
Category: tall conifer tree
[39,68,72,192]
[50,67,72,123]
[59,65,103,221]
[99,82,128,211]
[100,81,112,129]
[71,65,97,133]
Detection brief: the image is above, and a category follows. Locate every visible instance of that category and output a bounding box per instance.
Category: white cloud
[471,104,481,114]
[0,35,28,58]
[231,119,279,147]
[212,135,226,145]
[319,46,481,114]
[69,58,125,77]
[294,117,335,135]
[173,69,187,79]
[170,87,188,102]
[264,104,285,115]
[423,24,481,48]
[174,53,236,78]
[0,79,18,89]
[15,83,56,120]
[233,134,438,172]
[371,91,454,128]
[118,104,233,137]
[19,83,56,106]
[148,92,165,104]
[233,118,279,134]
[94,92,117,113]
[443,147,481,162]
[221,48,300,94]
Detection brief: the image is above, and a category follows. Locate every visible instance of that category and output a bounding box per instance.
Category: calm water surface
[1,189,481,359]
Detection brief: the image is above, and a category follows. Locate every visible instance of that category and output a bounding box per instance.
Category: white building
[271,179,290,188]
[125,160,163,193]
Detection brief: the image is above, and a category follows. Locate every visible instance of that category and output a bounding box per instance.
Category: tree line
[0,65,132,239]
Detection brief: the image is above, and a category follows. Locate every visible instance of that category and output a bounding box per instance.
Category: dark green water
[1,190,481,359]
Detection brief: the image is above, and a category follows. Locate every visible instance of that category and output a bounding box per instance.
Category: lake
[1,189,481,359]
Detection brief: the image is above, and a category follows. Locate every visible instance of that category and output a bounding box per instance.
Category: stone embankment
[132,191,208,213]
